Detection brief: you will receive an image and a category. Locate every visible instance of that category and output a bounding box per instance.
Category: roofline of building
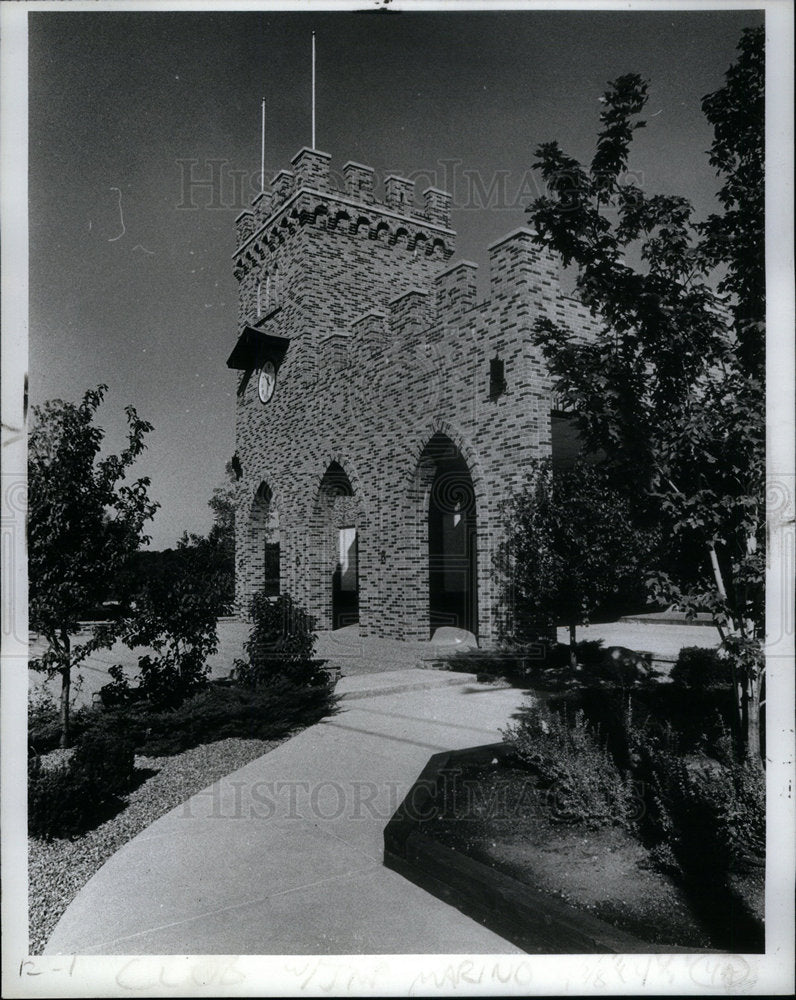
[291,147,332,163]
[486,227,538,252]
[435,259,479,279]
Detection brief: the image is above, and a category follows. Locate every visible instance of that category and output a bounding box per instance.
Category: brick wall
[230,150,599,645]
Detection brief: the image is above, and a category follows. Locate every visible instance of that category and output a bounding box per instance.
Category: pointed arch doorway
[420,433,478,637]
[313,461,360,630]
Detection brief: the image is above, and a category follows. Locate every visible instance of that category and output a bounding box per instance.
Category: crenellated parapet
[434,259,478,321]
[291,147,331,192]
[370,229,600,351]
[422,188,452,228]
[387,288,432,345]
[232,148,456,278]
[235,210,256,247]
[342,161,375,203]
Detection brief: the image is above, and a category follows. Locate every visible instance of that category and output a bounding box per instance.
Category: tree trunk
[706,539,764,762]
[745,669,763,764]
[746,685,762,762]
[59,630,71,748]
[569,623,577,670]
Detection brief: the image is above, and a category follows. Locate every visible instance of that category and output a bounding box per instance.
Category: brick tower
[228,148,598,644]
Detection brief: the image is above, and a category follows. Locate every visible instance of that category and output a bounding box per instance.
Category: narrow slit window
[489,356,506,399]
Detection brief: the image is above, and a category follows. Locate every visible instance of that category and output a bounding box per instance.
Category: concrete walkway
[44,669,529,955]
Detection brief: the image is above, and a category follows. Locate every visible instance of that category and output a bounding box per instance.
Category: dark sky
[28,7,763,549]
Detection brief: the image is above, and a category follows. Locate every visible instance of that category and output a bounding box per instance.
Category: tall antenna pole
[311,32,316,150]
[260,97,266,194]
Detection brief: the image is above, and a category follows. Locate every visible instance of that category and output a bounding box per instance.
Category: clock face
[258,361,276,404]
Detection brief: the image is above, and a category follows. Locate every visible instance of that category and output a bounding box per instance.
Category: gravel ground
[28,737,282,955]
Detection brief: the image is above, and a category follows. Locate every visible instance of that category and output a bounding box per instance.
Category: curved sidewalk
[45,669,529,955]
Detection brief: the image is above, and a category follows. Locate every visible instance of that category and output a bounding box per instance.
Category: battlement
[233,149,455,258]
[434,259,478,321]
[387,288,432,343]
[374,228,599,349]
[292,147,332,192]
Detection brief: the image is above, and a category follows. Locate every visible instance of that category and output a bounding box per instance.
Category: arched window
[251,482,280,598]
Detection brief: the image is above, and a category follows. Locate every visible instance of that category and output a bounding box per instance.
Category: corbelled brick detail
[231,149,598,645]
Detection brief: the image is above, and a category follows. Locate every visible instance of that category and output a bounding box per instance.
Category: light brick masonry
[229,148,599,645]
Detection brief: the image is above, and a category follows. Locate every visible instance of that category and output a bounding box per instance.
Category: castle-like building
[228,147,597,645]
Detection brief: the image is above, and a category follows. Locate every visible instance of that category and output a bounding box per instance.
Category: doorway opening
[333,526,359,629]
[423,434,478,636]
[316,461,360,630]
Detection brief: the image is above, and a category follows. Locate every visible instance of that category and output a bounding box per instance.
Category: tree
[174,458,236,615]
[207,457,236,559]
[526,28,764,756]
[101,462,238,710]
[109,552,220,710]
[498,460,654,667]
[28,385,158,746]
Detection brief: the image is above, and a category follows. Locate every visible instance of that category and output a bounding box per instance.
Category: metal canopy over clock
[226,326,290,403]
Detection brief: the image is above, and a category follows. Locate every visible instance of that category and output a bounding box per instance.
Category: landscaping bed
[386,646,765,954]
[386,744,713,953]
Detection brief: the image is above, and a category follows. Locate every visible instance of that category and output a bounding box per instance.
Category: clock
[257,361,276,404]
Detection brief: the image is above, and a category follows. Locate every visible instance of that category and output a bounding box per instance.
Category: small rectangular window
[263,542,280,597]
[489,357,506,399]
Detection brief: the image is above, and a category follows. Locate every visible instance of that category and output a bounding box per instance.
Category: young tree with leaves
[28,385,158,746]
[103,461,238,708]
[110,553,220,710]
[498,460,654,668]
[526,28,764,755]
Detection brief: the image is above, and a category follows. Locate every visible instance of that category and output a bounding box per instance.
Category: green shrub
[625,716,765,875]
[585,646,653,687]
[502,704,636,828]
[574,639,606,667]
[549,683,740,766]
[670,646,731,688]
[72,725,135,792]
[28,695,104,755]
[106,551,220,710]
[28,757,97,840]
[28,727,134,840]
[28,688,62,755]
[437,640,578,684]
[435,648,535,683]
[100,651,212,712]
[135,650,209,708]
[112,677,338,756]
[98,664,139,710]
[233,592,327,687]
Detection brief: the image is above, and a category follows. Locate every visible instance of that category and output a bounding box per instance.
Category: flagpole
[260,97,266,194]
[311,32,316,150]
